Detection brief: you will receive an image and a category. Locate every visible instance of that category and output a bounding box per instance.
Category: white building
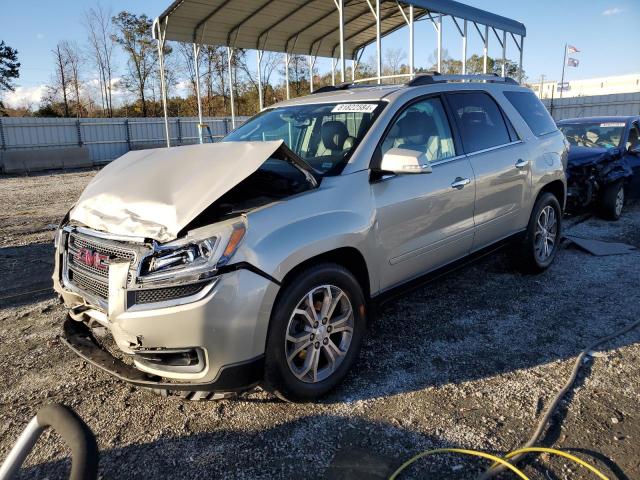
[529,73,640,100]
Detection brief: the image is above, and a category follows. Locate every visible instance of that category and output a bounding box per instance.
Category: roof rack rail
[407,73,518,87]
[311,82,376,94]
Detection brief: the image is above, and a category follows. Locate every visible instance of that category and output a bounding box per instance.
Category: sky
[1,0,639,109]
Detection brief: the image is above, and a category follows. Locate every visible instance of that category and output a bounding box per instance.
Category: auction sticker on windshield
[600,122,625,128]
[332,103,378,113]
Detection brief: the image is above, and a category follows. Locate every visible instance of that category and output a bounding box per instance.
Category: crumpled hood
[567,145,615,168]
[70,140,283,242]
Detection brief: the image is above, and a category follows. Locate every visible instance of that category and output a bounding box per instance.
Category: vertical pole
[76,119,83,147]
[227,46,236,129]
[193,43,204,144]
[176,118,182,145]
[338,0,345,82]
[437,14,442,73]
[519,36,524,84]
[409,6,414,78]
[309,56,314,92]
[376,0,381,84]
[560,43,567,99]
[257,50,263,111]
[501,30,507,77]
[156,20,170,148]
[482,25,489,74]
[285,53,290,99]
[351,58,356,82]
[462,20,467,75]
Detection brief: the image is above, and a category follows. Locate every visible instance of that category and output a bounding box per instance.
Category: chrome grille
[64,231,138,303]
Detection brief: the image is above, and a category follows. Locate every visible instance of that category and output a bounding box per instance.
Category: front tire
[600,180,625,220]
[264,263,366,402]
[513,192,562,273]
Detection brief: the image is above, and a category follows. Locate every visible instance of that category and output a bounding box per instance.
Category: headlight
[139,220,246,285]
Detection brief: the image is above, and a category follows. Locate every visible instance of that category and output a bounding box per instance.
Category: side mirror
[380,148,432,174]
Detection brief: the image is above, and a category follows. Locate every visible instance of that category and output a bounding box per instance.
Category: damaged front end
[53,140,318,392]
[566,147,632,211]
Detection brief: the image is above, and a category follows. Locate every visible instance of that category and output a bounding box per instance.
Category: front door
[372,96,476,291]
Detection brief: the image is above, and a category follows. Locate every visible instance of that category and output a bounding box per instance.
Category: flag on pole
[567,45,580,54]
[567,58,580,67]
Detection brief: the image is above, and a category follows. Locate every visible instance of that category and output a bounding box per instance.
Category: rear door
[445,91,531,250]
[372,96,476,291]
[624,121,640,197]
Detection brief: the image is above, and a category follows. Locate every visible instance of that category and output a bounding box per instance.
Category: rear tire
[513,192,562,273]
[600,180,625,220]
[263,263,366,402]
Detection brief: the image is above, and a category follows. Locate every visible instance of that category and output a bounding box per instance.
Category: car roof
[557,116,639,124]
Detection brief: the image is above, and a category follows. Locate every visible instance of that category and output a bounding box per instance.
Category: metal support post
[462,20,467,74]
[483,24,489,74]
[309,55,317,92]
[331,58,338,85]
[376,0,381,83]
[519,35,524,83]
[155,17,171,148]
[257,50,264,111]
[285,53,290,99]
[336,0,345,82]
[124,118,131,151]
[501,30,507,77]
[409,6,414,78]
[437,14,442,73]
[227,46,236,129]
[193,43,204,144]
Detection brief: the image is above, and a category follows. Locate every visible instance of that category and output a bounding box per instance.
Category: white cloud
[2,85,47,108]
[602,7,623,15]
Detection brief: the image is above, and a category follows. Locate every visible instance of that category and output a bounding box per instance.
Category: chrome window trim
[430,154,467,167]
[464,140,523,158]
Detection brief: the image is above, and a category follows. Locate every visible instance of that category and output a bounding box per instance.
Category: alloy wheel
[284,285,354,383]
[534,205,558,262]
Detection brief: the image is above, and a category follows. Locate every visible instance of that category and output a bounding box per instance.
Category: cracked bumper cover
[61,316,265,392]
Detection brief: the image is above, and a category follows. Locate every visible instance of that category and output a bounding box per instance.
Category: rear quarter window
[504,90,557,137]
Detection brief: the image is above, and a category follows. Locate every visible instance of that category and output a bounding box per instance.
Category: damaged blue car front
[558,116,640,219]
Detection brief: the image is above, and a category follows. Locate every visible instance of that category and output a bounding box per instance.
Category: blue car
[557,116,640,219]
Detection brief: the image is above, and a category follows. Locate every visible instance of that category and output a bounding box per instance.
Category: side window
[627,123,639,150]
[504,90,558,137]
[447,92,512,153]
[381,97,455,162]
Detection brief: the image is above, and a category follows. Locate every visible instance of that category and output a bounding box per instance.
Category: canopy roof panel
[157,0,526,59]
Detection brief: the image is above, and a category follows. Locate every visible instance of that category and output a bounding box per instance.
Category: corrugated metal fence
[0,116,249,167]
[542,92,640,121]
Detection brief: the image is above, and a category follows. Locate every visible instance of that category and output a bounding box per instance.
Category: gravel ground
[0,170,639,480]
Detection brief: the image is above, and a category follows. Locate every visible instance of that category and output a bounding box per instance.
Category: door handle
[515,159,529,169]
[451,177,471,190]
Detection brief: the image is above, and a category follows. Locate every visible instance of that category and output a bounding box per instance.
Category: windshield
[559,122,626,149]
[223,102,384,175]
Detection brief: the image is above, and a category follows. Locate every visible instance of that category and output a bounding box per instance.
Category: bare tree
[61,41,84,117]
[237,50,280,108]
[383,48,406,76]
[50,43,71,117]
[85,3,115,116]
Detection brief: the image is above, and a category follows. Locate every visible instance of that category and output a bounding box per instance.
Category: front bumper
[61,316,264,392]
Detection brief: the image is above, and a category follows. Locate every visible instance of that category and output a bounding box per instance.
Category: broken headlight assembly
[138,220,246,286]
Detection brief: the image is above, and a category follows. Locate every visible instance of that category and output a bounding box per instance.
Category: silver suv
[55,75,567,401]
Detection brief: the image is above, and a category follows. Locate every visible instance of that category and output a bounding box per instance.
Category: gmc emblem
[75,248,110,271]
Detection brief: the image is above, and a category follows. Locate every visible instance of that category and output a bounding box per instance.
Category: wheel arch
[538,179,566,212]
[278,247,371,302]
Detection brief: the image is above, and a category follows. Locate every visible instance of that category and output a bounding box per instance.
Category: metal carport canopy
[157,0,526,59]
